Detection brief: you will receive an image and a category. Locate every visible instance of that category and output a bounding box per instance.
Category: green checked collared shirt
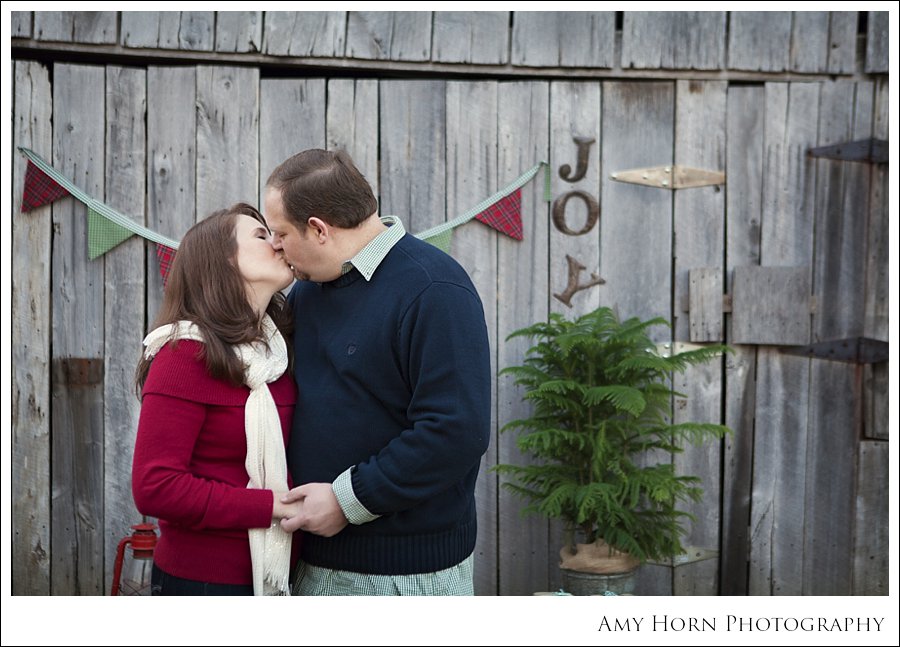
[294,215,474,596]
[339,215,405,281]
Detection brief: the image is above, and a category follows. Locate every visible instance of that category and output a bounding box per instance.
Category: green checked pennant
[88,208,134,259]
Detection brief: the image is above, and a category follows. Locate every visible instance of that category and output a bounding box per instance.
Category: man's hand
[280,483,349,537]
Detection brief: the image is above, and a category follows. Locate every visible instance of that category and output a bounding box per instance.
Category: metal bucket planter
[560,566,638,595]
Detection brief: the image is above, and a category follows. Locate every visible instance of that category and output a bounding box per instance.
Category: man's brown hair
[266,149,377,229]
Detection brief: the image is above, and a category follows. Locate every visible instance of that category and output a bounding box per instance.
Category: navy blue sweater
[287,233,491,575]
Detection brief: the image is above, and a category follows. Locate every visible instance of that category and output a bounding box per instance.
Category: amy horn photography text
[598,616,885,633]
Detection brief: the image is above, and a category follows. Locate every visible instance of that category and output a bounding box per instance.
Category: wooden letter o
[552,190,600,236]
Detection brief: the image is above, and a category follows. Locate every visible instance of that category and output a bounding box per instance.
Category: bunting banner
[18,147,181,248]
[420,229,453,253]
[156,244,176,286]
[474,188,522,240]
[413,161,549,251]
[21,160,70,212]
[88,208,134,260]
[17,147,549,290]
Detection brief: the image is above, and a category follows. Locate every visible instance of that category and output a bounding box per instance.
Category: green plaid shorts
[292,553,474,596]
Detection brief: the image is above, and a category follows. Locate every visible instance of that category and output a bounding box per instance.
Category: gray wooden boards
[689,268,723,342]
[433,13,509,64]
[195,66,259,219]
[446,82,500,596]
[601,81,674,595]
[215,12,262,53]
[34,11,116,44]
[51,63,106,595]
[623,12,726,70]
[347,12,432,61]
[496,82,551,595]
[866,12,889,73]
[720,83,764,595]
[103,66,147,593]
[263,12,344,57]
[672,80,726,596]
[864,79,889,441]
[146,67,196,324]
[804,80,873,595]
[749,83,818,595]
[548,80,602,591]
[852,441,888,594]
[121,11,213,50]
[728,12,792,72]
[14,11,887,79]
[259,79,326,205]
[327,80,379,197]
[12,11,32,37]
[512,12,615,68]
[379,80,446,234]
[732,266,811,345]
[12,60,52,595]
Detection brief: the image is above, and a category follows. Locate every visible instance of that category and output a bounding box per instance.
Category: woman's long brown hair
[134,203,293,397]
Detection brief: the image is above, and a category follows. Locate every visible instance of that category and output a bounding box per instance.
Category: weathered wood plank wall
[804,80,873,595]
[671,80,727,596]
[264,12,345,58]
[548,80,603,593]
[512,12,616,68]
[433,12,509,64]
[447,81,501,595]
[379,80,446,235]
[720,84,764,596]
[864,79,890,443]
[326,79,379,196]
[50,64,107,596]
[259,79,326,204]
[750,83,819,596]
[622,12,726,70]
[10,11,889,597]
[34,11,117,44]
[12,60,53,595]
[601,81,675,597]
[146,67,196,323]
[215,11,262,53]
[103,65,147,592]
[866,11,890,73]
[496,81,551,596]
[196,67,260,218]
[852,76,889,596]
[347,12,431,61]
[13,10,869,77]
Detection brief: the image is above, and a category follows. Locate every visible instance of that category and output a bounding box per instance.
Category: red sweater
[132,339,298,585]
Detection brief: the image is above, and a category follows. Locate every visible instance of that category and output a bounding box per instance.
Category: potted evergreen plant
[495,307,729,595]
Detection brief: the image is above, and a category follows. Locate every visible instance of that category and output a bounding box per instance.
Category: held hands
[278,483,349,537]
[271,497,303,523]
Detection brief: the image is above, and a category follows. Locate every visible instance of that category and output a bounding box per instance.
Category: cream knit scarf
[143,315,292,596]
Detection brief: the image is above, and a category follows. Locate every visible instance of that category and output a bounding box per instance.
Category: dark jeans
[151,564,253,596]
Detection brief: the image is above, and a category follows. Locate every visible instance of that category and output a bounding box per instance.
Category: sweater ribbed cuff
[333,468,380,525]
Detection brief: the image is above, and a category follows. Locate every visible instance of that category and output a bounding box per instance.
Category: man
[263,149,491,595]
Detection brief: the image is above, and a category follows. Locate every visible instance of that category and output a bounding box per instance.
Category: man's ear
[307,217,329,243]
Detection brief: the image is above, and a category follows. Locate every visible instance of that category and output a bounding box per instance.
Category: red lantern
[110,523,158,595]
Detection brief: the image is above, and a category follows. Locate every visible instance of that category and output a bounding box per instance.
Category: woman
[132,203,298,596]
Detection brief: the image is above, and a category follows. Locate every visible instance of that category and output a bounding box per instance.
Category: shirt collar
[340,216,406,281]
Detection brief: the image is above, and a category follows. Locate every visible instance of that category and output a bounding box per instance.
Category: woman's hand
[271,495,302,522]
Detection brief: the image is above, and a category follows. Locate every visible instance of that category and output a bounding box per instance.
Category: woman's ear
[306,217,329,243]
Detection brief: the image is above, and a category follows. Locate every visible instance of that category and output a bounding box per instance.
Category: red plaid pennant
[475,188,522,240]
[156,243,176,287]
[21,161,70,212]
